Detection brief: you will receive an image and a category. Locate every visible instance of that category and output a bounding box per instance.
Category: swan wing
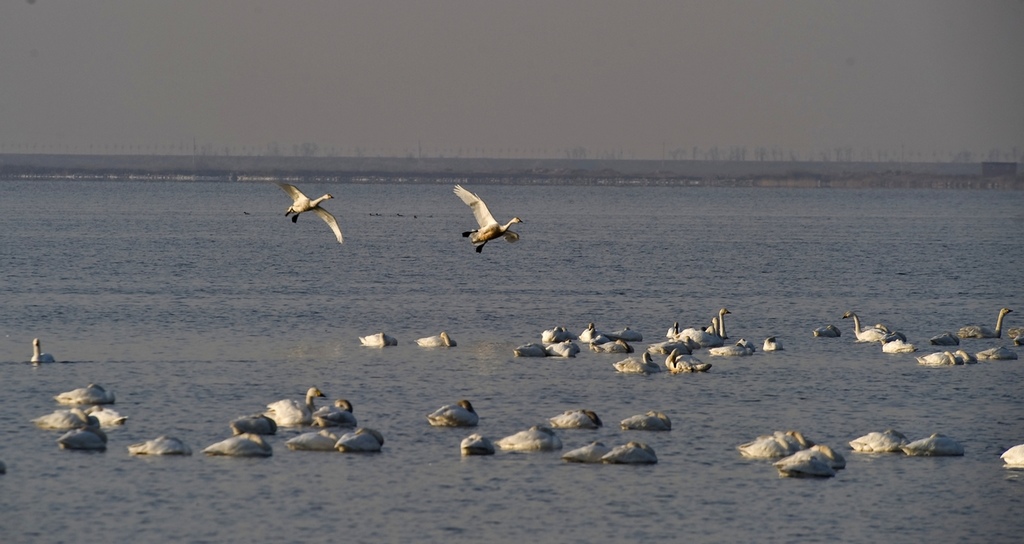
[454,185,498,228]
[312,207,344,244]
[276,183,306,202]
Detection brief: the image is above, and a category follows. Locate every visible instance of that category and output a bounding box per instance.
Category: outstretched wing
[312,207,344,244]
[276,183,306,201]
[453,185,497,228]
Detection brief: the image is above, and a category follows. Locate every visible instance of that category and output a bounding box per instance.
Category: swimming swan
[426,400,479,427]
[544,340,580,358]
[416,331,457,347]
[601,442,659,464]
[708,339,756,357]
[541,326,575,343]
[359,332,398,347]
[881,337,917,353]
[975,345,1018,360]
[606,327,643,342]
[620,411,671,431]
[849,429,908,453]
[32,407,97,430]
[773,446,840,478]
[737,430,814,458]
[513,343,548,357]
[335,427,385,452]
[929,332,960,346]
[264,386,326,426]
[230,414,278,435]
[57,426,108,451]
[590,339,633,354]
[285,430,341,451]
[31,338,55,364]
[548,409,603,429]
[812,324,841,337]
[276,182,343,243]
[916,351,958,366]
[312,399,357,428]
[84,405,128,427]
[203,433,273,457]
[762,337,783,352]
[495,425,562,451]
[562,441,612,463]
[842,311,888,342]
[664,349,711,373]
[54,383,115,405]
[460,433,496,456]
[454,184,522,253]
[958,307,1012,338]
[1001,444,1024,468]
[612,351,662,374]
[128,436,192,456]
[900,433,964,456]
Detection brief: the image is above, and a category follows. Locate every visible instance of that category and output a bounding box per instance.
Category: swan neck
[851,314,862,333]
[718,311,727,338]
[995,311,1007,335]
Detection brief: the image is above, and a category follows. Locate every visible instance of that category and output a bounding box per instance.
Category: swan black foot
[291,214,299,223]
[475,244,485,253]
[462,230,474,238]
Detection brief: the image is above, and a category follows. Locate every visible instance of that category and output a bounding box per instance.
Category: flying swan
[453,184,522,253]
[276,183,343,243]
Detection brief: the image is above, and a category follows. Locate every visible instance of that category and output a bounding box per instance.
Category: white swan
[958,307,1012,338]
[548,409,602,429]
[544,340,580,358]
[952,350,977,364]
[812,324,841,337]
[612,351,662,374]
[578,323,606,344]
[590,339,633,354]
[264,386,326,426]
[513,342,547,357]
[773,447,838,478]
[606,327,643,342]
[664,349,711,373]
[916,351,958,366]
[1001,444,1024,468]
[975,345,1018,360]
[54,383,115,405]
[454,184,522,253]
[276,182,343,243]
[31,338,55,364]
[230,414,278,435]
[495,425,562,451]
[541,326,575,344]
[32,407,97,430]
[562,441,611,463]
[312,399,357,428]
[285,430,341,451]
[842,311,889,342]
[335,427,385,452]
[647,339,694,355]
[849,429,908,453]
[128,436,192,456]
[675,309,730,348]
[416,331,456,347]
[426,400,479,427]
[929,332,960,346]
[737,430,813,459]
[620,411,671,431]
[84,405,128,427]
[881,337,917,353]
[708,339,756,357]
[762,337,783,352]
[359,332,398,347]
[460,433,496,456]
[57,426,108,451]
[900,433,964,456]
[1008,326,1024,339]
[203,433,273,457]
[601,442,658,464]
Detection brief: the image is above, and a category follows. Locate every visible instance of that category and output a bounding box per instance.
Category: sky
[1,0,1022,161]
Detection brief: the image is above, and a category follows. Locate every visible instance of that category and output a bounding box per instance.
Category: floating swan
[30,338,55,364]
[426,400,479,427]
[544,340,580,358]
[548,409,602,429]
[676,309,729,348]
[495,425,562,451]
[335,427,385,452]
[842,311,889,342]
[620,411,671,431]
[32,407,97,430]
[54,383,115,405]
[646,339,694,355]
[952,350,977,365]
[460,433,496,456]
[916,351,958,366]
[578,323,608,344]
[230,414,278,435]
[812,324,841,337]
[773,447,837,478]
[562,441,611,463]
[359,332,398,347]
[737,430,814,459]
[664,349,711,373]
[416,331,456,347]
[606,327,643,342]
[454,184,522,253]
[203,433,273,457]
[1008,326,1024,339]
[276,182,343,243]
[312,399,357,428]
[590,339,633,354]
[85,405,128,427]
[612,351,662,374]
[541,326,575,344]
[929,332,960,346]
[513,343,547,357]
[57,426,108,451]
[975,345,1018,360]
[601,442,658,464]
[881,337,917,353]
[1001,444,1024,468]
[762,337,783,352]
[285,430,341,451]
[128,436,192,456]
[264,386,326,426]
[849,429,908,453]
[958,307,1012,338]
[666,322,680,339]
[900,433,964,456]
[708,339,756,357]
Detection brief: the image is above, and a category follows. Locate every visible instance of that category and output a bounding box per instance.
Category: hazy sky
[2,0,1022,160]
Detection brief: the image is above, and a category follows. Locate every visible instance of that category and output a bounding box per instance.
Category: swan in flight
[460,433,496,456]
[264,386,326,426]
[453,184,522,253]
[312,399,357,428]
[128,436,192,456]
[849,429,908,453]
[958,307,1012,338]
[203,433,273,457]
[426,400,479,427]
[416,331,457,347]
[1001,444,1024,468]
[812,324,841,337]
[336,428,385,452]
[601,442,659,465]
[31,338,55,364]
[54,383,115,405]
[842,311,888,342]
[276,183,343,244]
[359,332,398,347]
[495,425,562,452]
[562,441,612,463]
[900,433,964,456]
[620,411,671,431]
[548,409,603,429]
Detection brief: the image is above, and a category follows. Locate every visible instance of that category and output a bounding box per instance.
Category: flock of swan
[276,182,522,252]
[14,304,1021,476]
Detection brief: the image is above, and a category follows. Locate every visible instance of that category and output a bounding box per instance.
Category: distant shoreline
[1,152,1020,189]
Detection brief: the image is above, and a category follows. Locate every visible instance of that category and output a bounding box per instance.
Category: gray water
[1,180,1022,543]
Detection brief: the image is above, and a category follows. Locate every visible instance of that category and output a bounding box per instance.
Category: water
[1,180,1023,543]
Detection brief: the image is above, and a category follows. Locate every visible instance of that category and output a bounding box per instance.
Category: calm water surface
[1,180,1022,543]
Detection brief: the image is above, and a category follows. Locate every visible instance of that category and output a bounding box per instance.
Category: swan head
[334,399,353,412]
[786,430,814,448]
[583,410,603,427]
[1000,307,1013,316]
[720,308,731,316]
[509,217,523,225]
[842,311,856,319]
[457,399,476,414]
[306,387,326,399]
[33,338,41,348]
